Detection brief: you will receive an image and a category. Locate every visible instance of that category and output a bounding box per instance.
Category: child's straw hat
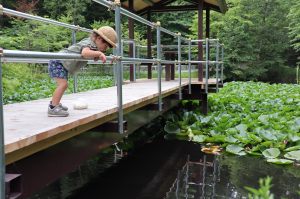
[93,26,117,48]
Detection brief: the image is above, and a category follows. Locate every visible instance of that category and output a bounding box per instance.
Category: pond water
[64,137,300,199]
[30,116,300,199]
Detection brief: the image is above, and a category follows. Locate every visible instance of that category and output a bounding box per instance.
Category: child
[48,26,117,117]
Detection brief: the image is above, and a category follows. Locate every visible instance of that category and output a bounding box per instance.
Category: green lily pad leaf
[258,115,269,125]
[284,150,300,161]
[235,124,248,135]
[258,130,277,141]
[267,158,294,165]
[226,144,246,155]
[225,135,238,143]
[262,148,280,159]
[284,145,300,152]
[192,135,207,143]
[246,151,262,156]
[288,134,300,142]
[164,122,180,134]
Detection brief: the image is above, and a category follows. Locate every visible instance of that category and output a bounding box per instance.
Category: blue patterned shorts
[48,60,68,79]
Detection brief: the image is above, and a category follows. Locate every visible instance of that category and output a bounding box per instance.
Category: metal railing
[0,2,225,197]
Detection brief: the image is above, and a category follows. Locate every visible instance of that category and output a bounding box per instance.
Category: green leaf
[267,158,293,165]
[192,135,207,143]
[284,145,300,152]
[226,144,246,156]
[284,150,300,161]
[262,148,281,159]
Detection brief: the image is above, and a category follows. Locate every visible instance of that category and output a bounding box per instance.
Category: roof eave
[218,0,228,14]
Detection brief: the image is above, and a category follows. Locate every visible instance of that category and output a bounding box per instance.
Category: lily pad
[267,158,293,165]
[226,144,246,156]
[262,148,280,159]
[193,135,207,143]
[284,145,300,152]
[284,150,300,161]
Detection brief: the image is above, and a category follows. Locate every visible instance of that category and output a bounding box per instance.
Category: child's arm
[81,47,106,63]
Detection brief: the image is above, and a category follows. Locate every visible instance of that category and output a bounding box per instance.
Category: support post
[205,38,209,93]
[156,21,162,111]
[188,39,191,94]
[147,10,152,79]
[205,8,210,39]
[221,45,224,85]
[0,48,5,199]
[72,30,78,93]
[206,8,210,79]
[177,33,182,100]
[215,40,219,92]
[114,0,124,134]
[128,0,135,82]
[198,0,204,81]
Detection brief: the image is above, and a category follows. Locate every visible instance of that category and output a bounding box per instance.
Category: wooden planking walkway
[3,78,218,164]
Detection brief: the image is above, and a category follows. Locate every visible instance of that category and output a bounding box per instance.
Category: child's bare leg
[51,78,68,106]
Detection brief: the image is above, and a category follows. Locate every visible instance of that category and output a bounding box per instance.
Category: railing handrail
[2,6,92,33]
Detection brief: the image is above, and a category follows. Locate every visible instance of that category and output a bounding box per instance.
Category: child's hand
[99,52,106,63]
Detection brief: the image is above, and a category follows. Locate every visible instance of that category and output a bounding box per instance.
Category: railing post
[0,48,6,199]
[72,30,78,93]
[156,21,162,111]
[188,39,192,94]
[221,44,224,85]
[133,41,136,81]
[114,0,123,134]
[205,38,209,93]
[177,33,182,100]
[215,40,219,92]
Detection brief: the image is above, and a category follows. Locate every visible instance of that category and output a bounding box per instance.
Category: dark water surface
[29,115,300,199]
[62,138,300,199]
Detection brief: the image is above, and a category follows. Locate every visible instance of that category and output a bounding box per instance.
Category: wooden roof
[121,0,228,15]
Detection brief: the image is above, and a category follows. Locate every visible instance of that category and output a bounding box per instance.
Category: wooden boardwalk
[3,78,218,164]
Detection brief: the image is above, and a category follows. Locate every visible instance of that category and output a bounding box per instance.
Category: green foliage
[3,70,114,104]
[164,82,300,165]
[190,0,298,82]
[0,17,74,51]
[245,176,274,199]
[287,1,300,52]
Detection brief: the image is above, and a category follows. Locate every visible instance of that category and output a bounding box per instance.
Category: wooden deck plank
[3,78,219,163]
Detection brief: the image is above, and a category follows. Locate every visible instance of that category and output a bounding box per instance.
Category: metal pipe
[221,45,224,85]
[0,51,6,199]
[156,22,162,111]
[205,38,209,93]
[177,34,182,100]
[133,41,136,81]
[2,7,91,32]
[72,30,78,93]
[188,40,191,94]
[114,1,123,134]
[216,40,220,92]
[160,27,177,38]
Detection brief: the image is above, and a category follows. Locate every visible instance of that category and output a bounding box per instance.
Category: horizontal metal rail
[2,7,91,33]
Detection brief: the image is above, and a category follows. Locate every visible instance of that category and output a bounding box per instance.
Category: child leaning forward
[48,26,117,117]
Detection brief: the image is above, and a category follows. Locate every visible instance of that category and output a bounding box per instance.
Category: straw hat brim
[93,29,117,48]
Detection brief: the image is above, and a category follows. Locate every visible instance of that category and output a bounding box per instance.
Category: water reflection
[164,151,300,199]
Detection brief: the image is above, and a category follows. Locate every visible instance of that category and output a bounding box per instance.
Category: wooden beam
[137,0,174,15]
[198,0,204,81]
[142,0,154,6]
[139,2,221,14]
